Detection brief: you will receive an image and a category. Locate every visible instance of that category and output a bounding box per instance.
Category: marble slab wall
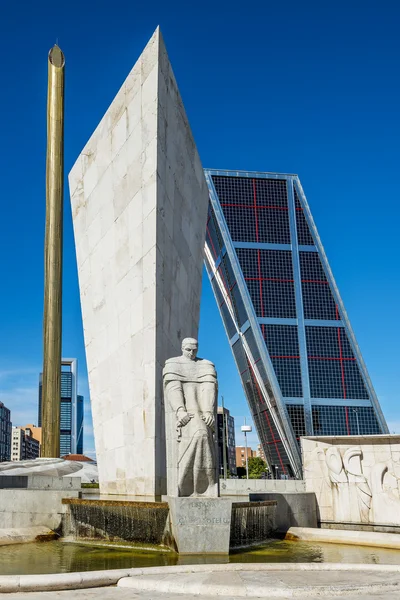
[302,435,400,526]
[69,28,209,496]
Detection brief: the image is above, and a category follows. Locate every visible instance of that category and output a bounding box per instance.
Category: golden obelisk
[41,45,65,458]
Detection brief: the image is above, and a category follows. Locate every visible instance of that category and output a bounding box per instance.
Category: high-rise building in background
[11,426,40,461]
[38,358,84,456]
[76,393,84,455]
[217,406,237,476]
[204,170,388,478]
[0,402,11,462]
[11,427,24,461]
[257,443,266,463]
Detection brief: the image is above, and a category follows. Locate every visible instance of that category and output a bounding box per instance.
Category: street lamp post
[241,419,252,480]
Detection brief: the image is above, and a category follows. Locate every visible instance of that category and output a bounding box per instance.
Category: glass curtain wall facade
[77,394,84,455]
[0,402,11,462]
[217,407,237,477]
[38,358,82,456]
[204,170,388,477]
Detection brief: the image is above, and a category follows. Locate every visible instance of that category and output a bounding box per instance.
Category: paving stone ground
[4,567,400,600]
[2,589,400,600]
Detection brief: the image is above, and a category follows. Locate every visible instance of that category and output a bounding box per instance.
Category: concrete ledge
[322,520,400,534]
[286,526,400,549]
[62,497,168,508]
[0,526,56,546]
[0,568,134,593]
[220,478,305,497]
[0,476,80,491]
[2,563,400,593]
[0,489,79,530]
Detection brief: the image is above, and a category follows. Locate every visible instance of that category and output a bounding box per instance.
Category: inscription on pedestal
[177,501,231,526]
[168,497,232,554]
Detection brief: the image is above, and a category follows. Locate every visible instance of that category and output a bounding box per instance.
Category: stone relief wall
[302,436,400,526]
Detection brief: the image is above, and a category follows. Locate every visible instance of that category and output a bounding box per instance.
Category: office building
[204,170,388,477]
[11,427,24,461]
[11,426,40,461]
[22,426,40,460]
[236,446,256,468]
[257,443,266,463]
[0,402,11,462]
[38,359,84,456]
[217,406,237,476]
[21,424,42,446]
[76,394,84,455]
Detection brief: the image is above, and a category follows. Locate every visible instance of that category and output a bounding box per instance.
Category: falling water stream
[65,500,170,545]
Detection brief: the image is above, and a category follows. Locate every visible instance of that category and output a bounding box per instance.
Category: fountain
[63,498,170,546]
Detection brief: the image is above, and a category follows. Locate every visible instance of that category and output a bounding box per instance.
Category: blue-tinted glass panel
[61,372,72,398]
[221,254,247,327]
[262,325,302,398]
[210,276,237,339]
[236,248,296,319]
[300,252,338,320]
[286,404,306,437]
[306,326,369,399]
[212,176,290,244]
[294,188,315,246]
[312,405,381,435]
[206,208,223,260]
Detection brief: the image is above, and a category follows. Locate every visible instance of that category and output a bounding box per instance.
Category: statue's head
[181,337,198,361]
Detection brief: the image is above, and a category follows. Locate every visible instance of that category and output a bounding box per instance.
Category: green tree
[248,456,268,479]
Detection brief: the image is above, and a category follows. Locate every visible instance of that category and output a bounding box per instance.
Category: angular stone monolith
[69,28,209,497]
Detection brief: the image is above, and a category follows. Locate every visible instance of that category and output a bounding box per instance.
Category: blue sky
[0,0,399,456]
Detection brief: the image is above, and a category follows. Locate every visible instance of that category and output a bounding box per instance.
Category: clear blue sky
[0,0,399,456]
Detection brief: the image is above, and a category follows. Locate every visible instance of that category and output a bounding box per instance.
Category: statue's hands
[177,410,193,427]
[202,412,215,429]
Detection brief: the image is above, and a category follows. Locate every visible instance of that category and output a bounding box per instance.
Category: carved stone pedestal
[168,496,232,554]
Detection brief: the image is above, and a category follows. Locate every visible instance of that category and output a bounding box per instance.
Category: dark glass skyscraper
[38,359,84,456]
[204,170,388,477]
[76,394,84,455]
[217,406,237,477]
[0,402,11,462]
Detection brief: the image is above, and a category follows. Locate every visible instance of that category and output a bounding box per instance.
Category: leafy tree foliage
[235,457,268,479]
[248,456,268,479]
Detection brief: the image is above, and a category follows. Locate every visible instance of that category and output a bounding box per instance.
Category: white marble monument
[303,435,400,528]
[69,28,209,497]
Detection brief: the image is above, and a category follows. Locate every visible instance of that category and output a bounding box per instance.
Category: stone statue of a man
[163,338,218,497]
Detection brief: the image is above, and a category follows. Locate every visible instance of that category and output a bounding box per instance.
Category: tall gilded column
[41,45,65,458]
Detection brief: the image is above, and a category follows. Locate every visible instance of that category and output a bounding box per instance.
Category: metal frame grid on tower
[204,169,388,479]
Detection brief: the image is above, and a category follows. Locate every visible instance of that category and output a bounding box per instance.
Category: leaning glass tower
[204,170,388,478]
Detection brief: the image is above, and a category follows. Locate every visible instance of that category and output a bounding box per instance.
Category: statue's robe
[163,356,217,496]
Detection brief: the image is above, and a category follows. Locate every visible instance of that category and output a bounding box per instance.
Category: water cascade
[63,499,170,545]
[230,501,277,548]
[63,498,277,551]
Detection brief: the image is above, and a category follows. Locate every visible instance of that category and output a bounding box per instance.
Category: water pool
[0,540,400,575]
